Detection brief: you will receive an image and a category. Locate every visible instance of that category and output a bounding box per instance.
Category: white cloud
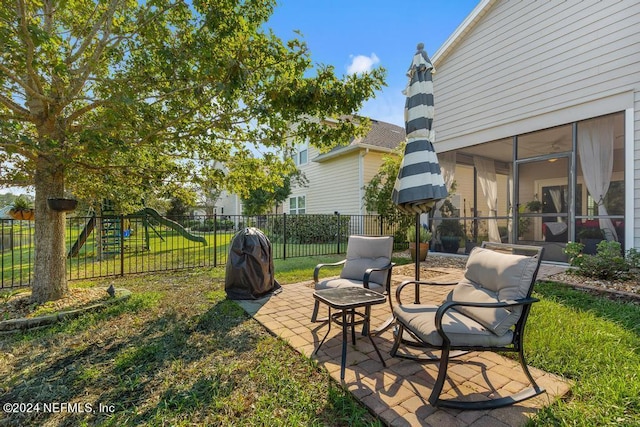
[347,53,380,75]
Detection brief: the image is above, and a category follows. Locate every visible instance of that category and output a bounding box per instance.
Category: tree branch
[0,93,32,118]
[0,142,38,161]
[67,0,119,65]
[66,30,115,109]
[16,0,46,98]
[0,63,52,104]
[66,100,106,123]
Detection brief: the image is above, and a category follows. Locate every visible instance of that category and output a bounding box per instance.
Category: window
[289,196,306,214]
[294,141,308,166]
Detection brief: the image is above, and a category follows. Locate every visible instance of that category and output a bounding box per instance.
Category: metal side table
[313,287,387,380]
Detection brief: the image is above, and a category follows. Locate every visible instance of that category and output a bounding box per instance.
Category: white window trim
[296,140,309,166]
[289,195,306,214]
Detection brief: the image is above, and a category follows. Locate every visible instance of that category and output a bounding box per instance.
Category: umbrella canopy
[392,43,448,214]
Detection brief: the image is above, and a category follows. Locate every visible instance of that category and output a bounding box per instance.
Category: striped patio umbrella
[392,43,448,213]
[393,43,448,294]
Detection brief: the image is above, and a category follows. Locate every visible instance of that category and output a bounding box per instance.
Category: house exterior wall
[433,0,640,247]
[290,145,361,214]
[289,146,391,215]
[215,190,241,216]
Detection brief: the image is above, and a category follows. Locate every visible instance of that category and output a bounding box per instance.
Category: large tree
[0,0,385,303]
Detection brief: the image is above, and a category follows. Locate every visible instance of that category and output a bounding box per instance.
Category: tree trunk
[31,156,68,303]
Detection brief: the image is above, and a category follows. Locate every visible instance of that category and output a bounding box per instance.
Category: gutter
[313,143,394,163]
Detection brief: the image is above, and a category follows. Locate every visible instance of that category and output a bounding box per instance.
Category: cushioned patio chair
[390,242,545,410]
[311,235,395,334]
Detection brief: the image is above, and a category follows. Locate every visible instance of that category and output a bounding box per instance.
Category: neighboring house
[429,0,639,262]
[0,206,12,220]
[288,118,406,216]
[214,190,243,216]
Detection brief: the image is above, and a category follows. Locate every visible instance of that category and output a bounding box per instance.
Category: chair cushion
[393,304,514,347]
[340,236,393,286]
[450,246,539,336]
[316,277,385,293]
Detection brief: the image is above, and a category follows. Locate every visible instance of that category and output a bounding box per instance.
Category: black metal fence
[1,213,409,289]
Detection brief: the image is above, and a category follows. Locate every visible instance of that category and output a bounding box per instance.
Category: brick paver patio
[236,264,571,426]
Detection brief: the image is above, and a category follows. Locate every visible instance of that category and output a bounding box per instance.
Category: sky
[267,0,481,127]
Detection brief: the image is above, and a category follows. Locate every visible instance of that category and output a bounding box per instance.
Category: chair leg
[428,345,451,407]
[390,322,404,357]
[432,347,546,410]
[518,346,544,395]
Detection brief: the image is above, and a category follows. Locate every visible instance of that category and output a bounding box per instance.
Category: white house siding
[216,190,241,216]
[433,0,640,247]
[289,146,392,216]
[290,145,362,215]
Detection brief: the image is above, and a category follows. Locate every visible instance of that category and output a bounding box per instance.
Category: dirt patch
[1,287,113,321]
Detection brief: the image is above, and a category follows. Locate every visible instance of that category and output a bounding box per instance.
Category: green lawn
[1,258,639,426]
[528,282,640,425]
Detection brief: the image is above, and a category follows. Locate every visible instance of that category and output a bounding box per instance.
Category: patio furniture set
[310,235,545,410]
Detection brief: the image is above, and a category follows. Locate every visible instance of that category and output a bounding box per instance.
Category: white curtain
[432,151,456,233]
[577,116,618,241]
[549,188,562,222]
[474,156,501,242]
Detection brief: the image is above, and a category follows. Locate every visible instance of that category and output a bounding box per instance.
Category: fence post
[120,214,125,276]
[335,211,341,254]
[380,215,384,236]
[283,213,287,260]
[213,213,217,267]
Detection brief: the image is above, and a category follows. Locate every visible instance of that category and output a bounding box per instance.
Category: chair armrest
[434,297,540,343]
[395,279,459,304]
[313,259,346,283]
[363,262,395,290]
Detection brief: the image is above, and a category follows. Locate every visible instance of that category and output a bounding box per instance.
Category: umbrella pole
[414,212,421,304]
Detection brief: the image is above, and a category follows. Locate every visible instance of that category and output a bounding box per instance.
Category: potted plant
[9,196,35,221]
[526,198,542,213]
[47,197,78,212]
[578,227,605,255]
[437,219,465,254]
[406,225,432,261]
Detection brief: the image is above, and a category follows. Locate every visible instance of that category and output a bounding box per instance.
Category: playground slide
[137,208,207,246]
[68,215,97,258]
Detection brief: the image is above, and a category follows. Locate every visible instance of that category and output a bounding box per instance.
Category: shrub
[216,219,235,231]
[565,240,633,281]
[406,225,432,243]
[183,219,201,229]
[189,219,236,232]
[271,214,350,244]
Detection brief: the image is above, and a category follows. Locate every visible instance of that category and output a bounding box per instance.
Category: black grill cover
[225,227,281,299]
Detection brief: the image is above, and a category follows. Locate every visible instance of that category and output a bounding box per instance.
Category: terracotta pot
[409,242,429,261]
[47,198,78,212]
[9,209,35,221]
